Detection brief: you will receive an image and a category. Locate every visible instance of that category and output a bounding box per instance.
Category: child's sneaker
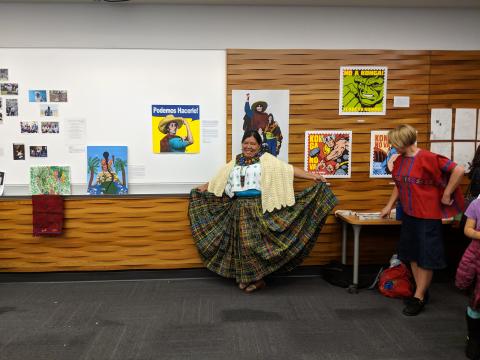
[402,297,425,316]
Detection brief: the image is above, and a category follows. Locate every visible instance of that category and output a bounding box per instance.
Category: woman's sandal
[244,280,266,293]
[238,282,249,290]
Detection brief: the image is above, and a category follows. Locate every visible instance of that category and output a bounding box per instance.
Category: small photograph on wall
[30,146,48,158]
[232,90,289,162]
[1,83,18,95]
[152,105,200,154]
[339,66,387,116]
[87,146,128,195]
[40,104,58,117]
[13,143,25,160]
[30,166,71,195]
[28,90,47,102]
[0,69,8,81]
[41,121,59,134]
[49,90,68,102]
[6,99,18,116]
[0,171,4,196]
[304,130,352,178]
[370,130,399,178]
[21,121,39,134]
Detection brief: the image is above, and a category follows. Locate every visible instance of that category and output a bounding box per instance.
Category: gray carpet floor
[0,275,469,360]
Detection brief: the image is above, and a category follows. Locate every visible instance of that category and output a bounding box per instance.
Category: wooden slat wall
[0,197,202,271]
[0,50,479,273]
[228,49,431,266]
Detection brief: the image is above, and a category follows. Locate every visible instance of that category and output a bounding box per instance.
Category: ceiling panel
[1,0,479,8]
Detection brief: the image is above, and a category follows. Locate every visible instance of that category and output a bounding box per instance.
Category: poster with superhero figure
[370,131,399,178]
[232,90,289,162]
[304,130,352,178]
[339,66,387,115]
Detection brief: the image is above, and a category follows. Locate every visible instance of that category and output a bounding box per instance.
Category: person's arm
[380,186,399,218]
[441,165,465,205]
[293,166,326,183]
[244,93,252,118]
[196,182,209,192]
[183,119,194,145]
[464,218,480,240]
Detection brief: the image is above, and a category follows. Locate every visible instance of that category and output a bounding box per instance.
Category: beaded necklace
[235,150,263,187]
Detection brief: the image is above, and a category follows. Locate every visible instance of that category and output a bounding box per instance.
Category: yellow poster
[152,105,200,153]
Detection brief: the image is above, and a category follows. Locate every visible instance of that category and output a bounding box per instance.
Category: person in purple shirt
[457,196,480,360]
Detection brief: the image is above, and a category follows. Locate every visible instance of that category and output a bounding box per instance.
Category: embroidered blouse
[225,164,262,197]
[392,149,464,219]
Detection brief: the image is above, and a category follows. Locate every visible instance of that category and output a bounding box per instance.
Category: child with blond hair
[381,124,465,316]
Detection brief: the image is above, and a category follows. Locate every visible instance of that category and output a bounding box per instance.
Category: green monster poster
[339,66,387,115]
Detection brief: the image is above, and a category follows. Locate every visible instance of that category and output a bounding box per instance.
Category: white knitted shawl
[207,152,295,213]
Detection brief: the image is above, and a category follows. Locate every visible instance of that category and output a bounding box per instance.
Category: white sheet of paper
[66,118,87,154]
[393,96,410,108]
[477,110,480,140]
[202,120,219,144]
[454,142,475,170]
[129,165,146,180]
[430,109,452,140]
[454,108,477,140]
[430,142,452,158]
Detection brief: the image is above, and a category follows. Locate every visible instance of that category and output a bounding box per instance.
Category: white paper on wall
[430,108,452,140]
[477,110,480,140]
[454,142,476,170]
[454,108,477,140]
[430,142,452,159]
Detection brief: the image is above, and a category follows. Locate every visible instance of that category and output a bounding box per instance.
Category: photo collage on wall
[1,67,69,165]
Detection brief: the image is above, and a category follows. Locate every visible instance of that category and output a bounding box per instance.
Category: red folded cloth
[32,195,64,236]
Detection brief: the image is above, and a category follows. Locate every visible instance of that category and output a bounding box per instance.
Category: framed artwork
[370,130,399,178]
[87,146,128,195]
[339,66,387,115]
[305,130,352,178]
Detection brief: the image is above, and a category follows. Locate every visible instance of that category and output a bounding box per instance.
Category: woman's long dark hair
[469,146,480,179]
[103,151,114,192]
[241,130,262,146]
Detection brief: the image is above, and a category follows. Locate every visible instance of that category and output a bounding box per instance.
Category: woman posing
[189,130,337,293]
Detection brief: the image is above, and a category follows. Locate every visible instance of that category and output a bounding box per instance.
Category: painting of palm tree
[86,146,128,195]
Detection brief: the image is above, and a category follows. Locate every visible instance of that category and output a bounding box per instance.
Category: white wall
[0,3,479,50]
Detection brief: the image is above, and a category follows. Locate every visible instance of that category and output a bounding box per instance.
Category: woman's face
[168,122,178,134]
[242,136,261,158]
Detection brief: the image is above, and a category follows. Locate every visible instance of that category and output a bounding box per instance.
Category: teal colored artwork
[87,146,128,195]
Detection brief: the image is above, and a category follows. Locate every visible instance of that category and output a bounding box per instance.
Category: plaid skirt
[188,183,337,283]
